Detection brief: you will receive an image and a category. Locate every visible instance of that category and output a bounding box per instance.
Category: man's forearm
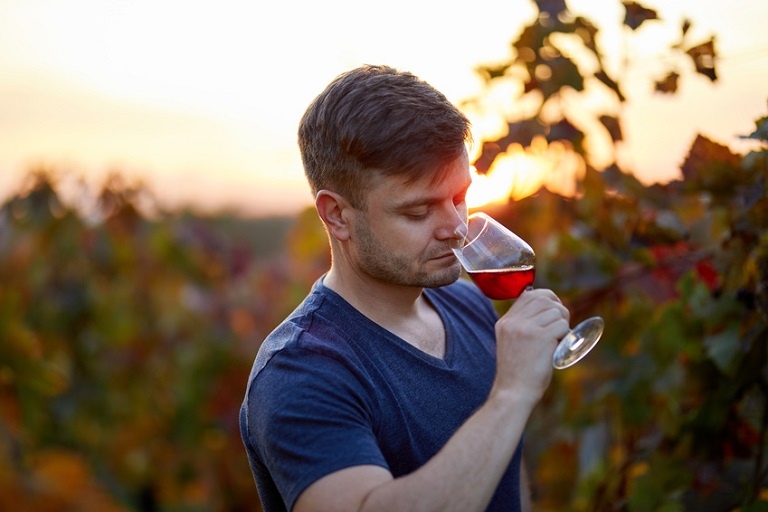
[359,389,536,512]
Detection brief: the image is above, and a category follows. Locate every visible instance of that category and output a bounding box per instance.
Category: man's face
[348,150,471,289]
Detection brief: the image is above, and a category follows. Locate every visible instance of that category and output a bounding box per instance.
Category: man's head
[298,65,472,209]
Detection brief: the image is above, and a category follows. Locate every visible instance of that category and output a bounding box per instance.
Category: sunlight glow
[467,136,586,209]
[1,0,766,216]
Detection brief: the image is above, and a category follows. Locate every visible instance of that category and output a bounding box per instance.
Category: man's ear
[315,190,353,242]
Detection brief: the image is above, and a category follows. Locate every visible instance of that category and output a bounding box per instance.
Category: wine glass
[452,212,603,369]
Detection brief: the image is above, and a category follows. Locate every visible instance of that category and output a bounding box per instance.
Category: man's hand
[493,288,570,405]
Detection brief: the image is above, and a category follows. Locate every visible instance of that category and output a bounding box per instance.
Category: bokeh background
[1,0,767,510]
[1,0,767,215]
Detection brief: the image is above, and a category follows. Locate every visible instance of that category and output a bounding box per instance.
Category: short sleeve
[241,344,388,509]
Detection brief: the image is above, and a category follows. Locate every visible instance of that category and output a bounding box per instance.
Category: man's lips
[431,252,458,262]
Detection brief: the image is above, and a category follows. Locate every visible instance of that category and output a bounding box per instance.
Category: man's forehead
[385,165,472,208]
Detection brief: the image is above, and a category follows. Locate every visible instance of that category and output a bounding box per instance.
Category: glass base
[552,316,604,369]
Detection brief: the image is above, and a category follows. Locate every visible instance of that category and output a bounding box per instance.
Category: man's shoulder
[251,282,362,375]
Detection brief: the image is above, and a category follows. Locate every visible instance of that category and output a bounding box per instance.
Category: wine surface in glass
[466,265,535,300]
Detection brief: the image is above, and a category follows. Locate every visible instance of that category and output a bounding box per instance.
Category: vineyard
[1,0,767,509]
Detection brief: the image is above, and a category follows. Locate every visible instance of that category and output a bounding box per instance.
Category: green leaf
[645,304,688,366]
[703,323,741,375]
[628,454,692,511]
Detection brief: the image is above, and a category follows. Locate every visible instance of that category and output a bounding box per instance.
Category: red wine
[467,265,535,300]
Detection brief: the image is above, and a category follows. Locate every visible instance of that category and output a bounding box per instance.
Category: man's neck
[323,267,423,321]
[323,267,447,359]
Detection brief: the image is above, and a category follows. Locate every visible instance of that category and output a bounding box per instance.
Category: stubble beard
[354,220,462,289]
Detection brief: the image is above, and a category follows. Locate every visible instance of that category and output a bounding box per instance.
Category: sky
[1,0,767,217]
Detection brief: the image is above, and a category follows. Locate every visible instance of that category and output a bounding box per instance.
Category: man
[239,65,570,511]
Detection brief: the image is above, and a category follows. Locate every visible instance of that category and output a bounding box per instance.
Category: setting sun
[467,136,585,208]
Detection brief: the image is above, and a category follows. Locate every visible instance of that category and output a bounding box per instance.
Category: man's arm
[294,289,568,512]
[295,387,532,511]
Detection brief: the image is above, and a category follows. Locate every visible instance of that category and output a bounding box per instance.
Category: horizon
[1,0,767,218]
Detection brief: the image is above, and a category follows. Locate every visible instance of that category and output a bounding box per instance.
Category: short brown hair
[298,65,471,208]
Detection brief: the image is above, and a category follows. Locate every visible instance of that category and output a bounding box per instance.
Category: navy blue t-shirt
[239,277,523,511]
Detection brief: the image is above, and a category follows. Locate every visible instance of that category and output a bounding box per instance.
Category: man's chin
[422,265,463,289]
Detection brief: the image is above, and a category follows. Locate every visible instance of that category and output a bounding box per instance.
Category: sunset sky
[1,0,767,217]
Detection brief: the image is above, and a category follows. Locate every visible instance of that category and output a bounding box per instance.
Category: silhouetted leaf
[475,63,510,82]
[538,54,584,100]
[622,1,658,30]
[547,117,585,154]
[655,71,680,94]
[473,119,546,174]
[473,141,506,175]
[514,23,549,61]
[572,16,599,55]
[686,37,718,81]
[599,115,623,142]
[681,18,692,36]
[536,0,567,17]
[547,117,581,141]
[595,69,626,101]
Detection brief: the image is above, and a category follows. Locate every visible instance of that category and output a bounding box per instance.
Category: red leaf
[695,259,719,291]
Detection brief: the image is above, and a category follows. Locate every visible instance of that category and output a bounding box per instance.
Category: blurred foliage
[502,125,768,511]
[467,0,768,510]
[0,170,327,511]
[0,1,765,510]
[468,0,719,175]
